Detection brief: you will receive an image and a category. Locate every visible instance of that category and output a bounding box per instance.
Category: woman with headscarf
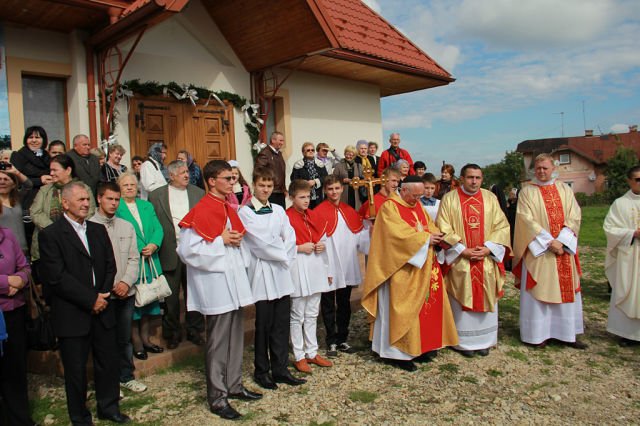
[332,145,364,210]
[290,142,328,209]
[177,150,204,189]
[139,143,168,200]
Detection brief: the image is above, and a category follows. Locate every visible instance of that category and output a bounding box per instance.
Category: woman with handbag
[0,226,36,426]
[116,172,165,360]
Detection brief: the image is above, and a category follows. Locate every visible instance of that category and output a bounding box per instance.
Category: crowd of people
[0,127,638,425]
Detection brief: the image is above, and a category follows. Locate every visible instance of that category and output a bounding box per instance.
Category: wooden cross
[350,166,387,219]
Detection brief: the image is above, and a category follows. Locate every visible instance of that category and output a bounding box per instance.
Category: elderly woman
[116,172,164,359]
[332,145,364,210]
[101,144,128,183]
[290,142,328,209]
[30,154,96,262]
[355,139,377,176]
[225,160,251,210]
[177,150,204,189]
[434,163,459,199]
[139,143,168,199]
[0,226,35,426]
[0,167,33,253]
[395,159,411,181]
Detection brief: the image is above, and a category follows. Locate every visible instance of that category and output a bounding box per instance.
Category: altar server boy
[286,180,334,373]
[238,167,305,390]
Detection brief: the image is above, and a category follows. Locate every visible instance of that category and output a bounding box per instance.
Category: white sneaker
[121,379,148,393]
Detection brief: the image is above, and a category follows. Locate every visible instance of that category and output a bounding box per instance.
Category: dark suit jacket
[67,150,101,195]
[39,217,117,337]
[255,146,286,193]
[148,184,204,271]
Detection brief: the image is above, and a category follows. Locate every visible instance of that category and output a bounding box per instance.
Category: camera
[0,162,10,171]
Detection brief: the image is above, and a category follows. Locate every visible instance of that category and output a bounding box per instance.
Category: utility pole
[554,112,565,137]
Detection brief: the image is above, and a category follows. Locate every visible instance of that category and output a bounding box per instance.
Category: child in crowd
[286,180,334,373]
[225,160,251,210]
[420,173,440,221]
[314,175,370,357]
[238,167,305,389]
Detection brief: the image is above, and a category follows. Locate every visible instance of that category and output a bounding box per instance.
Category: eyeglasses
[217,176,234,181]
[304,149,315,153]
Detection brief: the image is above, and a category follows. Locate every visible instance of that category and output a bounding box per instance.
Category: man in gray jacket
[149,160,205,349]
[90,181,147,393]
[68,134,101,196]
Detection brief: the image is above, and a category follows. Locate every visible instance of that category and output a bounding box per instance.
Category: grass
[462,375,479,384]
[438,363,460,374]
[505,349,528,362]
[348,390,378,403]
[486,368,504,377]
[579,205,609,247]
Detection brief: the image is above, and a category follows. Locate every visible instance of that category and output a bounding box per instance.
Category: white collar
[250,197,271,211]
[64,213,87,232]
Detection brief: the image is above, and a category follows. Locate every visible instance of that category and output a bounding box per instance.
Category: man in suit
[149,160,205,349]
[67,134,101,196]
[254,131,287,208]
[39,181,130,425]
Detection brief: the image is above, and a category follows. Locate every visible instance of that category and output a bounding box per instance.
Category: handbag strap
[147,256,161,280]
[26,272,45,315]
[138,255,149,284]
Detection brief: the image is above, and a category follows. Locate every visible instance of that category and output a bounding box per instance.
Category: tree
[605,145,639,201]
[482,151,525,191]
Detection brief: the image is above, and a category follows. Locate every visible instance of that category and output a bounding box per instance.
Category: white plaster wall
[66,30,93,143]
[4,26,71,63]
[280,71,383,173]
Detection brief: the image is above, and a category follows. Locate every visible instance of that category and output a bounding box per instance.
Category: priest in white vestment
[513,154,586,348]
[604,165,640,345]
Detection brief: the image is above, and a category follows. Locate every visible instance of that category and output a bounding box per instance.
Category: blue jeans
[113,296,136,383]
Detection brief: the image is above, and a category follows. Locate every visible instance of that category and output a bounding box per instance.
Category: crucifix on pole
[350,166,387,219]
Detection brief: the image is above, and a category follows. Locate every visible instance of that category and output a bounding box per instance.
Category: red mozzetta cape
[286,207,328,245]
[313,200,364,237]
[179,193,245,242]
[358,192,388,220]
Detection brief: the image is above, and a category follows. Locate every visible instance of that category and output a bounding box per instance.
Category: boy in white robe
[238,167,305,389]
[604,165,640,346]
[315,175,370,357]
[286,180,334,373]
[177,160,261,421]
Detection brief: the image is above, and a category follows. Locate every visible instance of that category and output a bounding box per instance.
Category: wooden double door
[129,97,235,168]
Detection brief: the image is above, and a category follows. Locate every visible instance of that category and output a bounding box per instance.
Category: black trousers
[268,192,286,209]
[254,296,291,378]
[320,287,353,347]
[58,317,120,426]
[0,306,35,426]
[162,260,204,340]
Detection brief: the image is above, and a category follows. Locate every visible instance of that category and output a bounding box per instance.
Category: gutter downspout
[86,44,98,148]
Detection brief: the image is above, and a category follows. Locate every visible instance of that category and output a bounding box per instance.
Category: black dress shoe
[166,337,180,350]
[383,358,417,372]
[97,412,131,423]
[272,371,307,386]
[476,348,490,357]
[619,337,640,347]
[568,340,588,350]
[452,348,475,358]
[187,333,205,346]
[210,403,241,420]
[229,386,263,401]
[254,375,278,390]
[414,350,438,363]
[133,350,147,360]
[142,344,164,353]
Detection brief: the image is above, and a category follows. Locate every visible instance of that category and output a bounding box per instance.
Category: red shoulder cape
[314,200,364,236]
[286,207,328,245]
[179,193,245,242]
[358,192,388,220]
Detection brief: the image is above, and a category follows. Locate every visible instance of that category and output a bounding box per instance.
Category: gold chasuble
[437,188,511,312]
[362,193,458,356]
[513,181,582,304]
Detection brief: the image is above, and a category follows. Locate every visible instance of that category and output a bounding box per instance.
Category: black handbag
[25,276,57,351]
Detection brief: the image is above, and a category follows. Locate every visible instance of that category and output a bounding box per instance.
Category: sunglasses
[305,149,315,153]
[217,176,234,181]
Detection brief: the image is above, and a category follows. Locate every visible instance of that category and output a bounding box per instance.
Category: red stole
[358,192,387,220]
[179,193,245,242]
[457,189,486,312]
[314,200,364,236]
[388,199,444,353]
[538,185,575,303]
[286,207,327,245]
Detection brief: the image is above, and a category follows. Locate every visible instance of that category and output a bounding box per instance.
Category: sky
[364,0,640,174]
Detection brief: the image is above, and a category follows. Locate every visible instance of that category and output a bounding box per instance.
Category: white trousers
[449,296,498,351]
[290,293,321,361]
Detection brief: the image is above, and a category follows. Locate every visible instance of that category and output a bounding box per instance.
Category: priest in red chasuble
[362,176,458,372]
[437,164,511,357]
[513,153,585,349]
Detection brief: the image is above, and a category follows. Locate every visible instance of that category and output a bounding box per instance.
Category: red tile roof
[517,131,640,165]
[313,0,453,79]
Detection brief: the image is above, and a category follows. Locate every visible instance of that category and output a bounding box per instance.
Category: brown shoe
[293,359,312,373]
[307,355,332,367]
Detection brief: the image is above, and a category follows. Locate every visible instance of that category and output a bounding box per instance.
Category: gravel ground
[29,247,640,425]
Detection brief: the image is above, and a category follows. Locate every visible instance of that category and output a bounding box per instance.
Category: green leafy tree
[605,146,639,201]
[482,150,525,190]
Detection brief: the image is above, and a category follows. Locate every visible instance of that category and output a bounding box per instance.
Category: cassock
[513,179,583,344]
[437,188,511,350]
[604,190,640,341]
[362,193,458,360]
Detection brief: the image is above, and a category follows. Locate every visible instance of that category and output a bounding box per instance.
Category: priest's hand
[298,242,314,254]
[314,242,326,253]
[429,232,444,246]
[328,277,333,285]
[549,240,564,256]
[634,228,640,239]
[470,246,490,261]
[222,229,243,247]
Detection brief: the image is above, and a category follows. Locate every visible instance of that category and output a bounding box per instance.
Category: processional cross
[350,166,387,219]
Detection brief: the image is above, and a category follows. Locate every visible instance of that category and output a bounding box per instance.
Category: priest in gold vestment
[513,154,585,348]
[362,176,458,372]
[437,164,511,357]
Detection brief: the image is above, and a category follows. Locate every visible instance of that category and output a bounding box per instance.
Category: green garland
[107,79,261,157]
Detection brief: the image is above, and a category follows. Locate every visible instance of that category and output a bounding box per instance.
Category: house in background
[0,0,453,181]
[516,126,640,194]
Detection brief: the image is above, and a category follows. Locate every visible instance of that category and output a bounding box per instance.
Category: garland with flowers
[105,79,264,157]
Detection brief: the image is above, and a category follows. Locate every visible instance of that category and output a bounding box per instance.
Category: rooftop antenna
[581,100,587,131]
[554,112,565,137]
